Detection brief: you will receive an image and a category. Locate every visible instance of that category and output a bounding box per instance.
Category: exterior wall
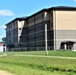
[19,27,28,47]
[6,19,27,50]
[43,11,54,50]
[6,20,18,50]
[18,20,25,42]
[6,10,53,51]
[28,13,44,50]
[6,21,18,45]
[35,13,43,24]
[0,46,3,52]
[27,12,52,50]
[55,10,76,49]
[43,12,50,21]
[6,7,76,51]
[49,11,54,49]
[28,17,34,26]
[52,10,56,50]
[16,20,28,48]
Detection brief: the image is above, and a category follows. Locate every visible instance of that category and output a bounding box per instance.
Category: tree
[2,37,6,44]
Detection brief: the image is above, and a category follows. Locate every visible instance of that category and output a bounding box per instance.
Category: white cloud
[0,10,14,16]
[0,25,6,28]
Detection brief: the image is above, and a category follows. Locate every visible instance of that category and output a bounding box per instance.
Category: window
[20,36,22,38]
[19,44,22,47]
[19,28,22,30]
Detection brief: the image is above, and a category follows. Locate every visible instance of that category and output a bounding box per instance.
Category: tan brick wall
[56,11,76,30]
[53,10,76,49]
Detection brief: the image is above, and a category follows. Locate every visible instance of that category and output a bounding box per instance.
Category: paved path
[0,53,76,59]
[0,70,14,75]
[14,54,76,59]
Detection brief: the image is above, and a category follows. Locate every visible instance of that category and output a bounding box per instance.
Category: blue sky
[0,0,76,41]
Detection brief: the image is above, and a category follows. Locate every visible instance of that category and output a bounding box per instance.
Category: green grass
[48,50,76,57]
[0,56,76,75]
[3,50,76,57]
[0,50,76,75]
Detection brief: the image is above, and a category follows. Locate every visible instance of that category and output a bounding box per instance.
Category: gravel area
[0,70,14,75]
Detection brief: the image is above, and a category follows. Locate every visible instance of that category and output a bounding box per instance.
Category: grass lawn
[0,50,76,75]
[3,50,76,57]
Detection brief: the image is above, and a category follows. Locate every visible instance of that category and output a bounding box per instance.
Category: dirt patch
[0,70,14,75]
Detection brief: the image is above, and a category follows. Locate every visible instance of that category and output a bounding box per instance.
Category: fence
[6,46,54,52]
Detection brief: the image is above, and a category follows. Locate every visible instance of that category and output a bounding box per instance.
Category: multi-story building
[6,6,76,51]
[6,17,28,51]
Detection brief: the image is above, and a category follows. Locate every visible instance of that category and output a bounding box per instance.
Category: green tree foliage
[2,37,6,44]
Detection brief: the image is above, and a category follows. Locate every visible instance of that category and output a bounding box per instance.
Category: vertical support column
[64,44,66,50]
[45,24,48,55]
[53,10,56,50]
[73,44,75,50]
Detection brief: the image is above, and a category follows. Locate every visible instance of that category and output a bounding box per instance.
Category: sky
[0,0,76,41]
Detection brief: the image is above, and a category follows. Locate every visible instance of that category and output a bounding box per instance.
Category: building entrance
[60,41,75,50]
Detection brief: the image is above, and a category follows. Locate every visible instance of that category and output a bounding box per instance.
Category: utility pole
[45,24,48,55]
